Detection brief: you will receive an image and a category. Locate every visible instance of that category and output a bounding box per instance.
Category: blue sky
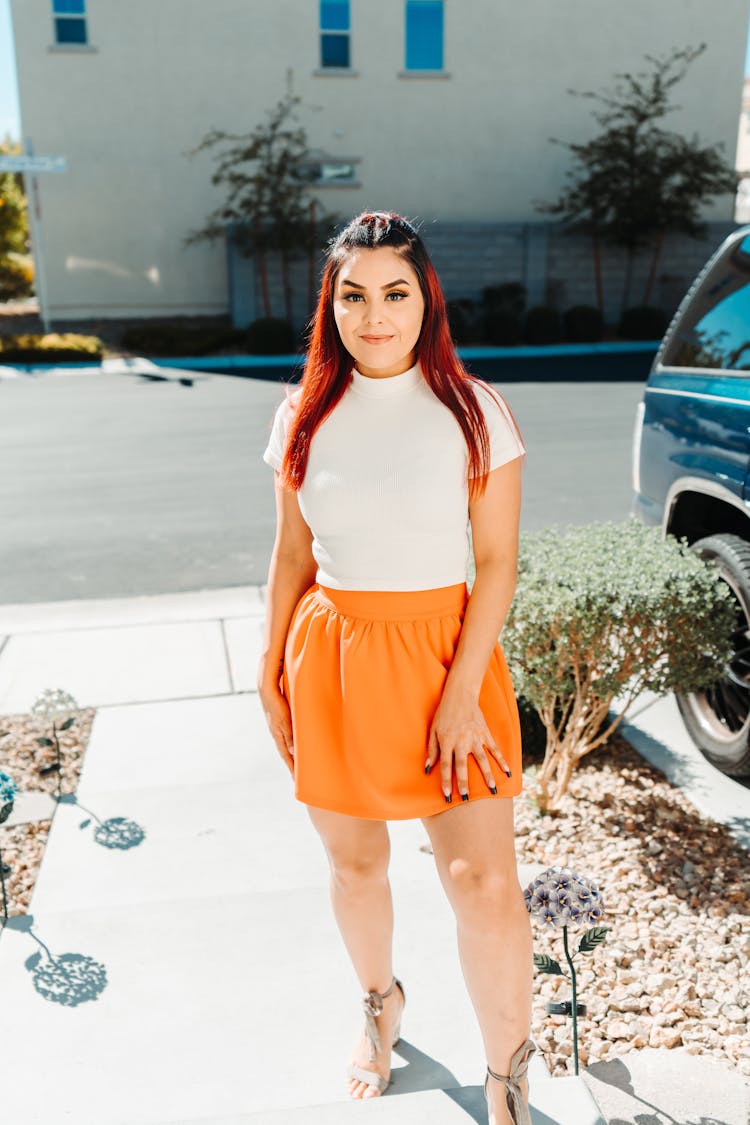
[1,0,750,143]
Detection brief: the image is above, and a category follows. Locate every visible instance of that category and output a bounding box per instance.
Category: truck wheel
[674,533,750,777]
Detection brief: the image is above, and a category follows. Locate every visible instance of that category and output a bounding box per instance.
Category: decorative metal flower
[0,770,16,824]
[523,864,610,1076]
[30,688,78,721]
[524,864,603,931]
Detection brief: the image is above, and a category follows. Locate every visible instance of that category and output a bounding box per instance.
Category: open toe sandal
[484,1036,536,1125]
[346,975,405,1096]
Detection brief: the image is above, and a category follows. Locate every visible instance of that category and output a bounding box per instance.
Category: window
[405,0,443,70]
[661,234,750,371]
[292,158,358,185]
[320,1,350,68]
[52,0,87,44]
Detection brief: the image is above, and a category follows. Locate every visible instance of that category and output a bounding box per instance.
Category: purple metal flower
[523,865,606,929]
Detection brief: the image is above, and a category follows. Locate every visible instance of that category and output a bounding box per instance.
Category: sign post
[0,141,67,335]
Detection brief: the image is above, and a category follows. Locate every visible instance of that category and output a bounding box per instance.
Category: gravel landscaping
[517,732,749,1079]
[1,706,748,1083]
[0,708,94,916]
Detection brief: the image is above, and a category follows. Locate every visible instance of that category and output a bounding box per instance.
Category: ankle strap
[486,1038,536,1122]
[361,976,397,1062]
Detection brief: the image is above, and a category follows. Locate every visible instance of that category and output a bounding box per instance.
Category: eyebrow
[340,278,411,290]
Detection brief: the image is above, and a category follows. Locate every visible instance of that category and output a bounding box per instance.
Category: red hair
[272,210,525,502]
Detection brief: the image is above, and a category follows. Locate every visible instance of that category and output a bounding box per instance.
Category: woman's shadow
[388,1037,553,1123]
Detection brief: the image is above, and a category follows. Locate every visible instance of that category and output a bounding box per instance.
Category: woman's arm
[446,456,522,696]
[258,472,318,770]
[425,456,523,797]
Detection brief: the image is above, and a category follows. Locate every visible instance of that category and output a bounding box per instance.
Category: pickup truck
[632,223,750,778]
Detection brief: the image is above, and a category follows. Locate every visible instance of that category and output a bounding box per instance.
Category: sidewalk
[0,586,748,1125]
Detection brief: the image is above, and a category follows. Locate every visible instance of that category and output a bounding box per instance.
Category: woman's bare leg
[421,797,533,1125]
[305,804,405,1099]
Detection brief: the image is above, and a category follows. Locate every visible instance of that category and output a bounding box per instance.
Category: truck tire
[675,533,750,777]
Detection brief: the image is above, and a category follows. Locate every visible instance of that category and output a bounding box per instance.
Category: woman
[257,211,536,1125]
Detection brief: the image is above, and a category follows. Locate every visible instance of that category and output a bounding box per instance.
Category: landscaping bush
[481,282,525,345]
[246,316,297,355]
[0,333,104,363]
[502,519,737,812]
[0,257,34,302]
[446,298,479,344]
[523,305,563,345]
[119,322,245,357]
[483,310,523,345]
[617,305,670,340]
[562,305,604,343]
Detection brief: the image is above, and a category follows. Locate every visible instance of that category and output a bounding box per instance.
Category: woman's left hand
[425,680,511,800]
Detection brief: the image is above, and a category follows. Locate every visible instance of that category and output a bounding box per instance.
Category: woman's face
[332,247,425,378]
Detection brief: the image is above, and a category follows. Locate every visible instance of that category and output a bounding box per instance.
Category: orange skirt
[280,581,524,820]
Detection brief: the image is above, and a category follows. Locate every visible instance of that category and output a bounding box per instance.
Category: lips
[361,334,394,342]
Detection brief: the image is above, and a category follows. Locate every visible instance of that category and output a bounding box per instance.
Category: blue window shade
[321,33,350,67]
[54,16,87,43]
[53,0,85,13]
[320,0,349,31]
[405,0,443,69]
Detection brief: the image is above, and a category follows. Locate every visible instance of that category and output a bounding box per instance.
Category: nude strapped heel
[484,1037,537,1125]
[346,975,405,1095]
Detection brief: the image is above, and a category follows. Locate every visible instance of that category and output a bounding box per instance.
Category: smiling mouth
[361,334,394,341]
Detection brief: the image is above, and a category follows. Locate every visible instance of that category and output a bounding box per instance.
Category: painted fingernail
[425,762,431,774]
[461,792,469,802]
[490,784,497,794]
[504,768,512,778]
[444,791,452,803]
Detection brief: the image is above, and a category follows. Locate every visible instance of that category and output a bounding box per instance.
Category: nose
[364,307,385,327]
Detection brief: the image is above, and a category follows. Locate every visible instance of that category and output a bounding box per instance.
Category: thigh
[420,797,518,885]
[306,804,391,872]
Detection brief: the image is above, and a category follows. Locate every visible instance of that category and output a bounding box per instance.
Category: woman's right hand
[258,677,295,776]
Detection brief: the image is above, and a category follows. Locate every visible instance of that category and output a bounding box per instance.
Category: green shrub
[246,317,296,355]
[517,696,547,762]
[0,333,104,363]
[0,257,34,301]
[446,298,478,344]
[617,305,670,340]
[523,305,563,345]
[482,282,526,316]
[480,282,526,345]
[483,310,523,345]
[502,519,736,812]
[562,304,604,343]
[120,322,245,356]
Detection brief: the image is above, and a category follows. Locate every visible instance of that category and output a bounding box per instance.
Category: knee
[444,859,520,920]
[329,846,389,890]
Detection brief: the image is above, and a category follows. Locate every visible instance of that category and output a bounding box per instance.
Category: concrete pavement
[0,584,748,1124]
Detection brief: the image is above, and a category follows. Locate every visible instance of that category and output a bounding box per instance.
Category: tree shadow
[520,719,749,933]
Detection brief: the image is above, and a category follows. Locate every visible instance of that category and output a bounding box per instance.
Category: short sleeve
[469,381,526,475]
[262,393,296,471]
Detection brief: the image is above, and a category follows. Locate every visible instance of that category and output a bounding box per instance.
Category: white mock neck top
[262,359,526,591]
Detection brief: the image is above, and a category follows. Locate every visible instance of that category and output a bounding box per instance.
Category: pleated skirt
[280,581,524,820]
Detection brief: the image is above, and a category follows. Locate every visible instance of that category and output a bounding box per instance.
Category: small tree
[533,45,739,316]
[0,136,32,300]
[183,72,340,325]
[502,519,737,813]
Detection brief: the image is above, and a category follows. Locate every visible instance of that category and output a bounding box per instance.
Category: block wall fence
[228,219,742,333]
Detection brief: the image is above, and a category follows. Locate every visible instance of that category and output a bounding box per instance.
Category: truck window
[661,233,750,371]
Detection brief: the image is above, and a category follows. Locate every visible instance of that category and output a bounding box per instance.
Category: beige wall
[10,0,750,318]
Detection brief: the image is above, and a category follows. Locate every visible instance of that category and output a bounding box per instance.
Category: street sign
[0,154,67,174]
